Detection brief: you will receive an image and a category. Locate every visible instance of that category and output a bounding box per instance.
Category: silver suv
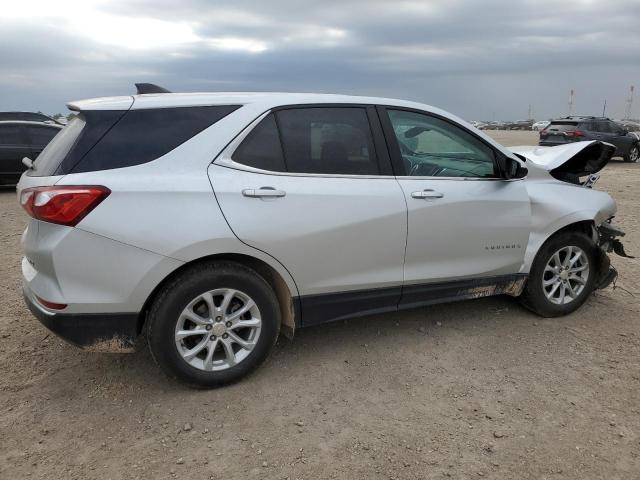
[17,87,629,387]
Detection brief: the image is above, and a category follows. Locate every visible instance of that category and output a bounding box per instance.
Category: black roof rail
[135,83,171,94]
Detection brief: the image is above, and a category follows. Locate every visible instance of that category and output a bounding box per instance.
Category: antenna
[527,104,533,120]
[135,83,171,94]
[568,89,575,116]
[625,85,635,120]
[602,99,607,117]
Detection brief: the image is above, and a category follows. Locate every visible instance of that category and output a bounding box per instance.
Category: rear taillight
[565,130,584,138]
[35,295,67,310]
[20,186,110,227]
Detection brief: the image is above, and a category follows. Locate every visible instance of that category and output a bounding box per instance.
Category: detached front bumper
[23,287,138,352]
[594,221,632,290]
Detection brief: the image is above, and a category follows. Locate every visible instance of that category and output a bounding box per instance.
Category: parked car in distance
[616,120,640,133]
[0,111,63,125]
[0,121,62,185]
[18,87,629,387]
[483,121,506,130]
[506,120,534,130]
[540,116,640,163]
[532,120,550,131]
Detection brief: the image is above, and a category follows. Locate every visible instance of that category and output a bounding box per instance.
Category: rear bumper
[23,287,138,352]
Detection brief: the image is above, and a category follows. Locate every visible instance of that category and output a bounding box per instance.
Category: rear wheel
[147,261,280,388]
[624,144,639,163]
[520,232,597,317]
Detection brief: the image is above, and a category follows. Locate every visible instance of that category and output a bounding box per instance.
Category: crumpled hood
[508,140,615,173]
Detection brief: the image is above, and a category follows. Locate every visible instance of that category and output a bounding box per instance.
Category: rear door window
[232,114,286,172]
[276,107,380,175]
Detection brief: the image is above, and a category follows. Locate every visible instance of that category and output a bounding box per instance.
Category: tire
[623,144,639,163]
[519,232,597,317]
[147,261,281,388]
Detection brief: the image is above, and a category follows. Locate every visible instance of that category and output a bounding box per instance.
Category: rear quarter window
[70,105,240,173]
[31,105,240,176]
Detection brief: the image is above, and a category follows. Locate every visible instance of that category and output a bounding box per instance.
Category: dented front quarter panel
[519,163,617,273]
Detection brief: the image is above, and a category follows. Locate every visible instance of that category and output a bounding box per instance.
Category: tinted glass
[72,105,239,173]
[30,116,86,176]
[0,125,24,145]
[276,108,379,175]
[546,122,580,132]
[232,114,286,171]
[591,121,610,133]
[387,110,497,178]
[25,125,60,145]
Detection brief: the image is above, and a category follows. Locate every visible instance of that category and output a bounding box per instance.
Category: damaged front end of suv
[509,140,632,294]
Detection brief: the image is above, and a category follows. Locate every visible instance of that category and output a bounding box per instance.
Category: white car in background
[17,85,630,387]
[532,120,551,131]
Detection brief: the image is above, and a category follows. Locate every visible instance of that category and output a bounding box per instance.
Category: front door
[210,106,407,325]
[378,107,531,306]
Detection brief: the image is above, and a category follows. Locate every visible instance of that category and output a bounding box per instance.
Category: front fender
[520,182,616,273]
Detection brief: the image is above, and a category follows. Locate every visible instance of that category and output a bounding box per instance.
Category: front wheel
[624,144,639,163]
[520,232,597,317]
[147,261,281,388]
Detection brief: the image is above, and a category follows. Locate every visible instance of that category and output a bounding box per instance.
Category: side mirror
[502,157,527,180]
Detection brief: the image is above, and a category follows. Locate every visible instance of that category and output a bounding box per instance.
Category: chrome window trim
[213,109,523,182]
[213,109,397,180]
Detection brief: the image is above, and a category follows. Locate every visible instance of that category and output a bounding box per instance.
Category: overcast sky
[1,0,638,120]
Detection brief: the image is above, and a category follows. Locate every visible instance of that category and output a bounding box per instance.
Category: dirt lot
[1,131,639,479]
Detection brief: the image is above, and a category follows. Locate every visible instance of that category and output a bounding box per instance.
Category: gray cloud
[1,0,638,120]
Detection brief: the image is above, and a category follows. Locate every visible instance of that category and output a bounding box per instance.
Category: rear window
[545,122,579,132]
[30,105,240,176]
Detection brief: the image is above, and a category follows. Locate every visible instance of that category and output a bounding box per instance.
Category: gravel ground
[1,131,639,479]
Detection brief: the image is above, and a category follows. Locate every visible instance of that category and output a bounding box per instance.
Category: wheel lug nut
[216,316,222,322]
[226,321,232,327]
[222,333,228,339]
[210,335,216,341]
[205,325,212,331]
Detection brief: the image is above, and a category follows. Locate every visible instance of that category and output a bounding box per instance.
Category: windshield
[30,116,85,176]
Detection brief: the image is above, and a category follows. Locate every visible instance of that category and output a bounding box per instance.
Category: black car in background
[0,120,62,185]
[539,116,640,163]
[0,111,64,124]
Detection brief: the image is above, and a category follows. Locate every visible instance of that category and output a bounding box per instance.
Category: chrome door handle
[411,189,444,199]
[242,187,286,198]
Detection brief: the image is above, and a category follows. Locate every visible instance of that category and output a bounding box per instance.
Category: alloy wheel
[630,146,639,163]
[542,246,590,305]
[174,288,262,371]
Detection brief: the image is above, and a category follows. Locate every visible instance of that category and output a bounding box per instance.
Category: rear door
[0,123,30,183]
[210,105,407,326]
[23,124,60,159]
[378,106,531,307]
